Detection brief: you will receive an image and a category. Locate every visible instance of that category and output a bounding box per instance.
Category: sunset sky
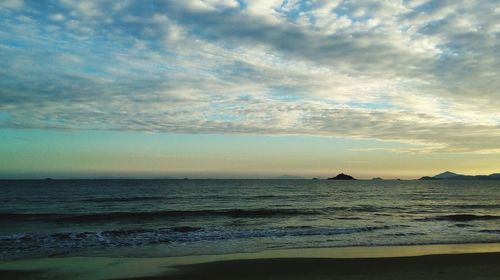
[1,0,499,179]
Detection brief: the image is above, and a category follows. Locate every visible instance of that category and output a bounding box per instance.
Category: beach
[127,253,500,280]
[1,243,500,279]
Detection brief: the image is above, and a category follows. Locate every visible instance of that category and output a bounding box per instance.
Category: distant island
[327,173,356,180]
[420,171,500,180]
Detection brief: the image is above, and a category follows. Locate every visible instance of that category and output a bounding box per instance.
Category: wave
[0,213,59,220]
[384,232,426,237]
[324,205,406,212]
[479,229,500,234]
[0,225,392,256]
[453,204,500,209]
[418,214,500,222]
[0,208,322,223]
[0,205,415,223]
[79,196,166,203]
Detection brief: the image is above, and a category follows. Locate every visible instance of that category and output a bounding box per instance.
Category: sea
[1,179,499,260]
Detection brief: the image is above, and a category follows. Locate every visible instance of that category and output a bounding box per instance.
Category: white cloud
[48,14,65,21]
[60,0,100,18]
[0,0,24,10]
[244,0,283,22]
[56,53,82,64]
[202,0,239,9]
[0,0,499,153]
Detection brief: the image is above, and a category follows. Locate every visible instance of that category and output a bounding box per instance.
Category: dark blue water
[1,179,499,260]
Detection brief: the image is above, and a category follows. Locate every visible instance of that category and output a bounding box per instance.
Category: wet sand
[123,252,500,280]
[1,243,500,279]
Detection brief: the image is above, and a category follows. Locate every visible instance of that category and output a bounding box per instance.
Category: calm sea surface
[1,179,499,260]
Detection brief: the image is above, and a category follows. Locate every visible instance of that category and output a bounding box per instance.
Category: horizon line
[1,170,499,181]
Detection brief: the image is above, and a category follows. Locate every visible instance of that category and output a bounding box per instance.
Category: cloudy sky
[1,0,499,179]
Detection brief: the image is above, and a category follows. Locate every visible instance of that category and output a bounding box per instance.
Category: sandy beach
[125,252,500,280]
[1,243,500,279]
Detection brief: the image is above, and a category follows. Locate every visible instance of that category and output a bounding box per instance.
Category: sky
[0,0,499,179]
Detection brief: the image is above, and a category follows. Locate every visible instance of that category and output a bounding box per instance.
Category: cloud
[48,13,65,21]
[0,0,499,153]
[0,0,24,10]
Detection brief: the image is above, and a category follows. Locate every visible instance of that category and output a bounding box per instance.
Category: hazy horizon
[1,1,499,178]
[1,165,498,180]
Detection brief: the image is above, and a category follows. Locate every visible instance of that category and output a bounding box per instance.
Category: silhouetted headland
[327,173,356,180]
[420,171,500,180]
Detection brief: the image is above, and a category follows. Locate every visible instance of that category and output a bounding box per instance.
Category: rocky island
[327,173,356,180]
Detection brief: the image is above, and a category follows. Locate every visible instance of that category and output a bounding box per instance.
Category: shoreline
[124,252,500,280]
[1,243,500,279]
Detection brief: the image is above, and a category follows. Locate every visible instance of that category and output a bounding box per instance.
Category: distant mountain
[419,176,438,180]
[270,175,304,180]
[433,171,461,179]
[490,173,500,179]
[327,173,356,180]
[420,171,500,180]
[371,177,383,180]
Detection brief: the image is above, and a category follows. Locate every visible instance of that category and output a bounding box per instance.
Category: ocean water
[1,179,499,260]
